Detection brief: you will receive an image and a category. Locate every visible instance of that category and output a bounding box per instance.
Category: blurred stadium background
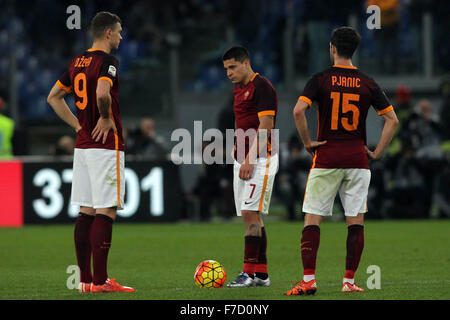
[0,0,449,226]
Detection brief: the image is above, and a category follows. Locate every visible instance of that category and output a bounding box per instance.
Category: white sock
[343,278,354,285]
[303,274,315,282]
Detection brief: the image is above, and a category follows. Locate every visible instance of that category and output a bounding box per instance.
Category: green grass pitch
[0,219,449,300]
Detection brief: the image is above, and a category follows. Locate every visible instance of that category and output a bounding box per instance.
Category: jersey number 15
[330,92,360,131]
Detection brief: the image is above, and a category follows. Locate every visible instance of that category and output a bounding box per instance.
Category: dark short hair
[90,11,121,39]
[222,46,250,62]
[330,26,361,59]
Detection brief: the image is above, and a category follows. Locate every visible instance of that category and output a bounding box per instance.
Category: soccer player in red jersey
[286,27,399,295]
[222,46,279,287]
[47,12,133,293]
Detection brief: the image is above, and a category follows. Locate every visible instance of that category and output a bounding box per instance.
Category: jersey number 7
[330,92,360,131]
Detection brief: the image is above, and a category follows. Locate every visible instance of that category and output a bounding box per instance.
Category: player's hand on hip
[239,162,254,180]
[365,146,378,160]
[92,117,117,144]
[306,140,327,157]
[74,122,82,133]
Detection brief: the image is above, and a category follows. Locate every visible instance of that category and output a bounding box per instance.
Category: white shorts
[233,153,278,215]
[302,168,371,217]
[71,148,125,210]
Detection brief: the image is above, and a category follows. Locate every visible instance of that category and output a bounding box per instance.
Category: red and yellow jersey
[233,73,278,163]
[57,48,124,151]
[299,65,393,169]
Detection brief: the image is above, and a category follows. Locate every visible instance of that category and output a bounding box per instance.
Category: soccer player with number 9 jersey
[47,11,133,293]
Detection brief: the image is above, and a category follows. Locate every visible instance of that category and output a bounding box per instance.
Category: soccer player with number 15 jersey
[286,27,399,296]
[47,11,133,293]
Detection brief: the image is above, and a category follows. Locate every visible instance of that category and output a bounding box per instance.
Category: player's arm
[92,79,117,144]
[96,78,113,118]
[240,115,274,180]
[365,109,399,160]
[293,99,326,157]
[47,83,81,133]
[367,79,400,160]
[255,114,274,157]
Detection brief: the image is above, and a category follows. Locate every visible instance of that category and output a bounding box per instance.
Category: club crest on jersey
[244,91,250,99]
[108,65,116,77]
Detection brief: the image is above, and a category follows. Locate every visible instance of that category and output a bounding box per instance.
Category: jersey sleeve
[298,74,319,108]
[255,80,277,118]
[98,55,119,87]
[56,70,72,94]
[370,79,393,115]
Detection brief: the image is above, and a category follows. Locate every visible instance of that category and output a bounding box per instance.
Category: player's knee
[80,206,95,215]
[303,213,323,227]
[346,213,364,226]
[242,210,259,222]
[96,207,117,220]
[242,211,262,235]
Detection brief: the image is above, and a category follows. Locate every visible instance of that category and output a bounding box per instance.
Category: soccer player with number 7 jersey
[222,46,279,288]
[286,27,399,296]
[47,11,133,293]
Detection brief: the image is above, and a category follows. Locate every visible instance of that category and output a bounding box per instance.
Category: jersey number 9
[74,73,88,110]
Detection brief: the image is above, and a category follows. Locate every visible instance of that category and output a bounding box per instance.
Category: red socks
[345,224,364,280]
[74,213,115,285]
[299,224,364,282]
[243,235,260,276]
[90,214,114,285]
[74,212,95,283]
[243,226,268,276]
[255,227,268,274]
[301,225,320,277]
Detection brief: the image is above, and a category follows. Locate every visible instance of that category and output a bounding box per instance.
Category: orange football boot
[91,278,135,293]
[285,279,317,296]
[78,282,93,293]
[342,282,364,293]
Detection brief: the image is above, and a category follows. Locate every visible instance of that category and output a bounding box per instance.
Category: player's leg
[228,209,270,288]
[228,157,269,287]
[301,213,323,280]
[339,169,370,292]
[242,209,262,277]
[90,206,133,293]
[74,206,95,292]
[87,149,132,292]
[71,148,96,289]
[301,169,341,282]
[227,203,262,287]
[228,160,255,287]
[90,207,116,286]
[287,169,342,296]
[345,213,364,282]
[252,154,277,286]
[255,213,269,284]
[342,212,365,292]
[286,213,324,296]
